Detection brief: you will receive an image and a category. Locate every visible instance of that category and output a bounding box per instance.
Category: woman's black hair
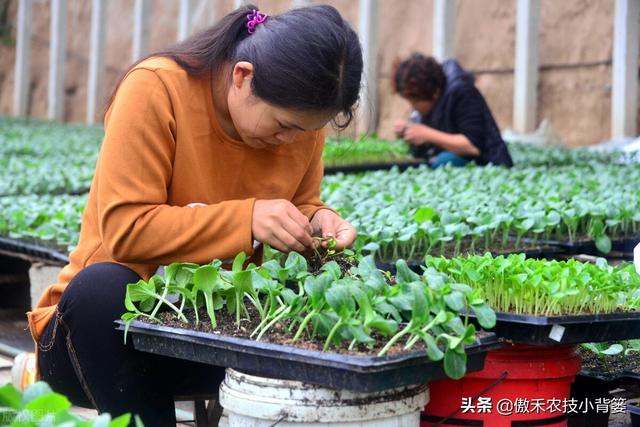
[107,4,362,129]
[392,53,445,101]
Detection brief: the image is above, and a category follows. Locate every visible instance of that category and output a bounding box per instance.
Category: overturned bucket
[219,368,429,426]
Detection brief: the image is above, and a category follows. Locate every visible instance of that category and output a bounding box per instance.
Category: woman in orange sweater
[28,4,362,425]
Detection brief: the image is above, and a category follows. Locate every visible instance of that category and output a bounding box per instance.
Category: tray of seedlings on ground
[506,141,639,167]
[0,117,102,196]
[323,136,424,174]
[321,162,640,263]
[422,253,640,345]
[0,194,86,260]
[118,247,499,392]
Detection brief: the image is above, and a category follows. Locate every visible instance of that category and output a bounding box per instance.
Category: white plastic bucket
[218,369,429,426]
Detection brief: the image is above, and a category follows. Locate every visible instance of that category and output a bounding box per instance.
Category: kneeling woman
[392,53,513,168]
[28,5,362,426]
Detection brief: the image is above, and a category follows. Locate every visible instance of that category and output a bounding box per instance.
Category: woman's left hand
[311,209,357,249]
[403,123,433,146]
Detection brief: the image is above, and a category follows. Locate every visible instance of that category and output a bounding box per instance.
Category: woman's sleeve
[451,86,488,153]
[97,68,255,265]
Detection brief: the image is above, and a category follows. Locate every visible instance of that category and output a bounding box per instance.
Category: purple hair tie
[246,9,268,34]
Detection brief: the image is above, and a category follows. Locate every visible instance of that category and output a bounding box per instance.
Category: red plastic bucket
[422,344,580,427]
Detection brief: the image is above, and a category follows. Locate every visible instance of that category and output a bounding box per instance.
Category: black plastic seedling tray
[117,320,500,392]
[0,236,69,265]
[623,371,640,382]
[375,260,423,275]
[494,245,567,259]
[523,235,640,258]
[619,371,640,395]
[612,236,640,253]
[467,311,640,345]
[577,369,624,385]
[522,237,595,254]
[324,159,426,175]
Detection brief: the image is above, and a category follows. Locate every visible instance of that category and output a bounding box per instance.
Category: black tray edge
[467,310,640,325]
[0,236,69,264]
[116,319,500,373]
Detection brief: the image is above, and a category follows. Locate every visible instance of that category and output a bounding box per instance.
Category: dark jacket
[409,59,513,167]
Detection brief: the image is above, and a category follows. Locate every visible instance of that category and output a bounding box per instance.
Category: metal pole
[13,0,32,117]
[86,0,107,123]
[513,0,540,133]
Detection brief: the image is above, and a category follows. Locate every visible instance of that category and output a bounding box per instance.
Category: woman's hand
[403,123,433,146]
[393,119,408,138]
[252,199,314,252]
[310,209,357,249]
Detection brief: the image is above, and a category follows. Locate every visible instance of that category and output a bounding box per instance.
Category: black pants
[37,262,225,426]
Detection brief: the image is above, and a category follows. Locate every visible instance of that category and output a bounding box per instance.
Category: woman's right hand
[393,119,408,138]
[252,199,314,252]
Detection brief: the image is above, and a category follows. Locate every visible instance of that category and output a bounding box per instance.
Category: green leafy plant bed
[373,240,565,268]
[322,137,413,167]
[0,194,86,254]
[0,117,102,196]
[424,254,640,345]
[374,244,565,276]
[121,252,499,389]
[506,141,640,167]
[322,164,640,258]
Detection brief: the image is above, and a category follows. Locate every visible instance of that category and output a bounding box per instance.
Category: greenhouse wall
[0,0,636,146]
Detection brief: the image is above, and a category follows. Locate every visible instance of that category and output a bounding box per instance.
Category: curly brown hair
[392,53,445,101]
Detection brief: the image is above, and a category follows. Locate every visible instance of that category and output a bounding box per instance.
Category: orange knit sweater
[27,57,329,344]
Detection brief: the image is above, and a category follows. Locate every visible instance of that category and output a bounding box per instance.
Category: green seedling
[122,253,495,380]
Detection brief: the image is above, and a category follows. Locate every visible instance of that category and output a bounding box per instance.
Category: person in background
[23,5,362,426]
[392,53,513,168]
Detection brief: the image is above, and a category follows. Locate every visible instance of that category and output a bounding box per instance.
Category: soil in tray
[149,306,490,358]
[306,250,357,276]
[306,251,399,285]
[143,250,486,357]
[579,346,640,375]
[153,306,415,356]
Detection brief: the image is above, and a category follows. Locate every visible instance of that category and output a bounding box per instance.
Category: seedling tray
[0,236,69,265]
[494,245,566,259]
[523,235,640,258]
[375,260,423,275]
[611,236,640,260]
[374,246,565,275]
[116,320,500,392]
[522,237,595,253]
[577,369,624,385]
[619,371,640,395]
[467,311,640,345]
[324,159,425,176]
